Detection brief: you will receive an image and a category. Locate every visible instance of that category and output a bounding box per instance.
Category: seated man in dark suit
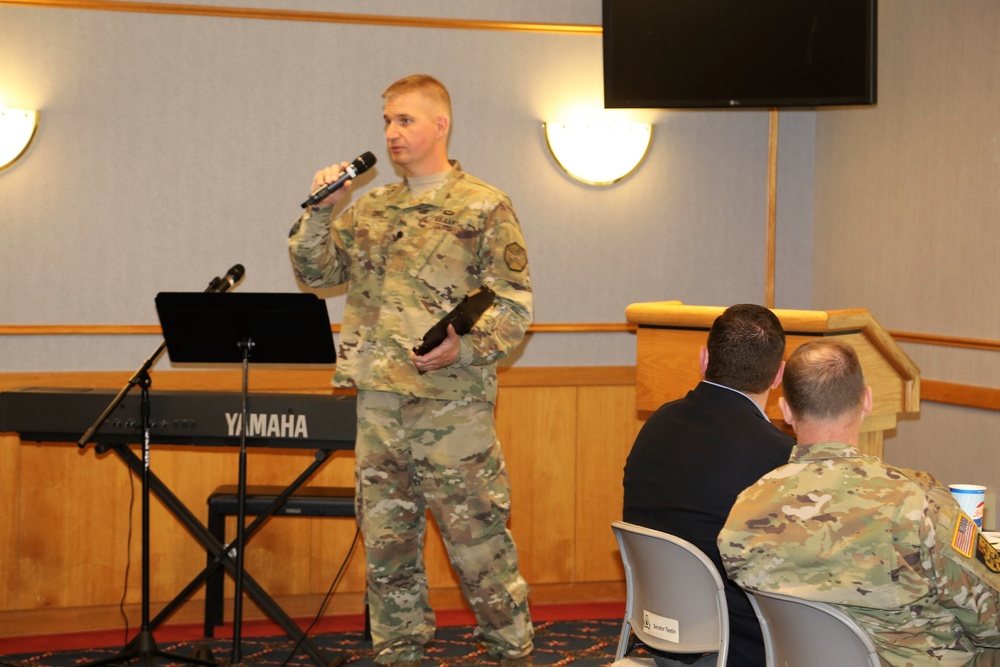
[622,304,794,667]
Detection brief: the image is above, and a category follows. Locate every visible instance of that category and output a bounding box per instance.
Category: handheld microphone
[301,152,377,208]
[206,264,245,293]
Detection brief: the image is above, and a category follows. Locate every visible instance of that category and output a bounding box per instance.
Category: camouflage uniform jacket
[719,441,1000,667]
[288,162,532,404]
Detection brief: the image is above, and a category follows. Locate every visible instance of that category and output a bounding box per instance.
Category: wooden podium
[625,302,920,459]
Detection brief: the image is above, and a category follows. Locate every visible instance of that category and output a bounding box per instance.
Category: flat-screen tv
[603,0,877,109]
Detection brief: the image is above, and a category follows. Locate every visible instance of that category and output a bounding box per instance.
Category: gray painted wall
[0,2,814,370]
[810,1,1000,521]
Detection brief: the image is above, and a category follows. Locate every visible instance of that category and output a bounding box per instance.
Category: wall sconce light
[544,121,652,185]
[0,108,40,172]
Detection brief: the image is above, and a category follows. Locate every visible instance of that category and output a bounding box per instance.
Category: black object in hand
[412,285,497,356]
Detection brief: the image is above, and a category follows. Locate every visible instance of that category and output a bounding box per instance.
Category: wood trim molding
[921,379,1000,412]
[0,323,637,336]
[0,0,602,34]
[765,109,778,309]
[887,330,1000,353]
[528,323,636,333]
[0,366,993,410]
[20,323,994,347]
[0,324,164,335]
[0,365,636,392]
[2,325,998,411]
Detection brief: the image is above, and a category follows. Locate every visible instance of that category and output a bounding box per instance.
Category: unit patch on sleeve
[504,242,527,272]
[977,534,1000,573]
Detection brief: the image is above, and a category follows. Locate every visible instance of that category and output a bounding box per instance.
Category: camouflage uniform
[719,441,1000,667]
[288,163,534,664]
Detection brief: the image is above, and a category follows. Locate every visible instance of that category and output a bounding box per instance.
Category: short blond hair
[383,74,452,119]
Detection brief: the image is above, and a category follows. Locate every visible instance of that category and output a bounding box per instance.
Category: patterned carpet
[0,619,623,667]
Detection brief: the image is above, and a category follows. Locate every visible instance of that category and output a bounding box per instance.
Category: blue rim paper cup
[950,484,987,528]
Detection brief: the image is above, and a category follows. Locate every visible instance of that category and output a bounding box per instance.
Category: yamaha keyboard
[0,387,356,449]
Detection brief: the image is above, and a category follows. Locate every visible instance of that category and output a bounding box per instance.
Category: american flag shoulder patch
[952,513,977,558]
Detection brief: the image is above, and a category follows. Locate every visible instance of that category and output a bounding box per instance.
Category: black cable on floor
[278,526,362,667]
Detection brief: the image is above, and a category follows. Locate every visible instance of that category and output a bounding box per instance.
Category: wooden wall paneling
[1,368,622,627]
[168,447,359,602]
[6,357,1000,634]
[305,452,367,597]
[495,385,578,585]
[237,514,319,599]
[201,451,310,601]
[17,441,133,608]
[230,449,337,599]
[141,446,237,603]
[306,515,367,602]
[206,445,367,618]
[13,440,364,613]
[574,385,641,584]
[0,434,20,610]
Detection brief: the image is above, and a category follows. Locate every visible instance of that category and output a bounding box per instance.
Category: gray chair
[746,588,880,667]
[611,521,728,667]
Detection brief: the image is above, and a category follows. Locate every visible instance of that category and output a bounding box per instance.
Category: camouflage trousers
[355,390,534,664]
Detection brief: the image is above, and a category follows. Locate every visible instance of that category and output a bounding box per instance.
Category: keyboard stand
[97,440,344,667]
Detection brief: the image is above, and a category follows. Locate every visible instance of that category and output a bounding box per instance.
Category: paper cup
[950,484,987,527]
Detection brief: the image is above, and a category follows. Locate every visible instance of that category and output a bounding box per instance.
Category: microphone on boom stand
[207,264,245,293]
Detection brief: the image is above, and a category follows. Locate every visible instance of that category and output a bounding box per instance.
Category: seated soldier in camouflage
[719,340,1000,667]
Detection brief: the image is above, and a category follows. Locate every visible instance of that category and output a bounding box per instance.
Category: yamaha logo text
[225,412,309,439]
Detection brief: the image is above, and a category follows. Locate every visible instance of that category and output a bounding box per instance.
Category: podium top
[625,301,920,419]
[626,300,877,334]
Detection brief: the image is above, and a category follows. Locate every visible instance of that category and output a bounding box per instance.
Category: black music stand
[154,292,336,666]
[77,273,247,667]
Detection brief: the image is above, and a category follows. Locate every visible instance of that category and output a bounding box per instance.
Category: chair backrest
[746,588,880,667]
[611,521,728,665]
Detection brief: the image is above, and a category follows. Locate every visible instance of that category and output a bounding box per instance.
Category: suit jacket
[622,381,794,667]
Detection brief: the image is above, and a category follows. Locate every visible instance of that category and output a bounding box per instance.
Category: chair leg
[616,617,633,660]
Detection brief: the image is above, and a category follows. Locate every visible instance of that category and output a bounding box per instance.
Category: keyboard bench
[205,484,356,638]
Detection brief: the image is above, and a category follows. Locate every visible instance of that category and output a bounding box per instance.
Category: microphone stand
[227,337,254,667]
[76,271,236,450]
[77,270,241,667]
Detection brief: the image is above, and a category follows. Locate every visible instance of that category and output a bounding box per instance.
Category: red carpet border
[0,618,624,667]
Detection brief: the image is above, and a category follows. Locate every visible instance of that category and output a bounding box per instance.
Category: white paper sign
[643,610,680,643]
